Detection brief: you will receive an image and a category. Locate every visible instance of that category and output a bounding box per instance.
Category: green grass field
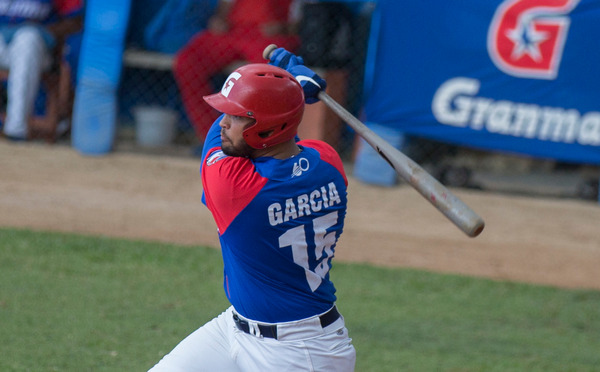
[2,228,599,371]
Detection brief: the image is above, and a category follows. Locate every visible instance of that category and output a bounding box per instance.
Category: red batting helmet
[203,64,305,149]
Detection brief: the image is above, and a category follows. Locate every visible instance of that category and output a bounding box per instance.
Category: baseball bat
[263,44,485,237]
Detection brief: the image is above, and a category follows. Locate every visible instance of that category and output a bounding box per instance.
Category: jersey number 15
[278,211,339,292]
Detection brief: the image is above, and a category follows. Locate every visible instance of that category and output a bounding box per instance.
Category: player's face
[220,114,255,157]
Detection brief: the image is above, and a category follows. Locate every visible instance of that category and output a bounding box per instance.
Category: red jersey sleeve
[202,148,268,234]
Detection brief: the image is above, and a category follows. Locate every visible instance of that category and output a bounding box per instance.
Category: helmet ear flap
[243,122,286,148]
[204,64,305,149]
[258,128,275,140]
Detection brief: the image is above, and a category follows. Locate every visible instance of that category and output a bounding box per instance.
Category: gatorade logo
[487,0,580,79]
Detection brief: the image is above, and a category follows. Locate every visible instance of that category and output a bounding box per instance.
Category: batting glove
[268,47,304,70]
[268,47,327,104]
[288,65,327,104]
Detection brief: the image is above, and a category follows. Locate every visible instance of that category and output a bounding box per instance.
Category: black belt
[232,306,340,340]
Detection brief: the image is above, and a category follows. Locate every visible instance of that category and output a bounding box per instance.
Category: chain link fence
[119,1,373,154]
[116,0,599,201]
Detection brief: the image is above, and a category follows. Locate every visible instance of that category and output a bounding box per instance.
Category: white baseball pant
[0,26,51,139]
[148,306,356,372]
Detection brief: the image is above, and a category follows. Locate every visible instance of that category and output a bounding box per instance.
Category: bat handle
[262,44,278,61]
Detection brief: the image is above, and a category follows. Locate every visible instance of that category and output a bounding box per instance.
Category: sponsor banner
[363,0,600,164]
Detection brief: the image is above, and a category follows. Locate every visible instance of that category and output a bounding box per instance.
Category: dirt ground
[1,140,599,290]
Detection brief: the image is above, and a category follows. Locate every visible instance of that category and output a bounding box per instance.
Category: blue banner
[363,0,600,164]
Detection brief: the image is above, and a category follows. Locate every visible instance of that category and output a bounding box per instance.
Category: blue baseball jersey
[200,116,348,323]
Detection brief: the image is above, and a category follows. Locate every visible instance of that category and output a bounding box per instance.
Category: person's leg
[234,312,356,371]
[148,307,242,372]
[300,324,356,372]
[4,26,50,139]
[173,32,243,141]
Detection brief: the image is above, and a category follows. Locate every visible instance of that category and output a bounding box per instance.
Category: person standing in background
[173,0,299,146]
[0,0,83,141]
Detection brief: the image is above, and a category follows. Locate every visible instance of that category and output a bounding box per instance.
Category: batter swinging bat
[263,44,485,238]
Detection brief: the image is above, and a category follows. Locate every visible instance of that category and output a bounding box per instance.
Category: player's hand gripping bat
[263,44,485,237]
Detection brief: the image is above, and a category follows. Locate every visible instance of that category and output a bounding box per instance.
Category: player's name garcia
[268,182,342,226]
[432,77,600,146]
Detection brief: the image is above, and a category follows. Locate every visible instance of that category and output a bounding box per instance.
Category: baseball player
[0,0,83,141]
[149,55,356,371]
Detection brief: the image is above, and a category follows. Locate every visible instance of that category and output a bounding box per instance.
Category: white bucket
[133,105,178,147]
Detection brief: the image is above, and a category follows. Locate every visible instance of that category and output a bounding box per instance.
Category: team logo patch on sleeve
[207,150,227,166]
